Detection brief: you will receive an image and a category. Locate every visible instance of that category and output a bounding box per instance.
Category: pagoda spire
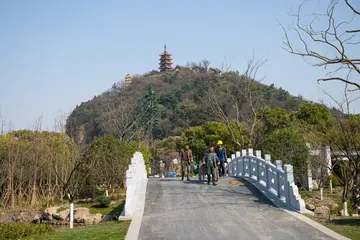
[159,44,173,72]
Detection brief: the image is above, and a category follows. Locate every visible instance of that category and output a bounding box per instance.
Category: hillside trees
[101,84,159,143]
[201,55,267,148]
[283,0,360,90]
[66,65,305,143]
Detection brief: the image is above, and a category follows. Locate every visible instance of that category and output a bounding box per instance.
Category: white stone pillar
[241,149,247,156]
[255,150,262,158]
[265,154,271,163]
[69,203,74,229]
[325,146,332,176]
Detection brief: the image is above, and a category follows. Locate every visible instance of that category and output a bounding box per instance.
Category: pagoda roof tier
[159,65,173,68]
[160,51,172,56]
[159,63,173,65]
[159,57,172,60]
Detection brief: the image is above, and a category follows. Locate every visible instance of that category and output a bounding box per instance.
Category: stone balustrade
[226,149,305,212]
[121,152,148,218]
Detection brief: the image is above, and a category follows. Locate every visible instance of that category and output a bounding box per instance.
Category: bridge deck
[138,178,336,240]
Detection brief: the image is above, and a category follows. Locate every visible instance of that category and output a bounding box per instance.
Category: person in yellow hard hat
[215,140,227,178]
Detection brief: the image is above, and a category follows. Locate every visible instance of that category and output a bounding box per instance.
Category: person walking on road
[205,146,218,186]
[180,144,193,181]
[215,140,227,178]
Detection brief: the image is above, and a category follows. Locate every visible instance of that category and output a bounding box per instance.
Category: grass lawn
[305,214,360,240]
[325,222,360,240]
[26,220,131,240]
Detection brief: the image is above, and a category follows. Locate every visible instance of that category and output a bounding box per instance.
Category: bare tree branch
[282,0,360,90]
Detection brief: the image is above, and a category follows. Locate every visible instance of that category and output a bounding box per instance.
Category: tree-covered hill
[65,63,306,144]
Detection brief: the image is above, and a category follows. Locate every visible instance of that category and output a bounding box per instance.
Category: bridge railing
[121,152,147,218]
[226,148,305,212]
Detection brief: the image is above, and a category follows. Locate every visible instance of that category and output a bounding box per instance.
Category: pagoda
[158,44,173,72]
[125,73,132,87]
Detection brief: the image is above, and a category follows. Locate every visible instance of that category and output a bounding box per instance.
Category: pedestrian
[215,140,227,178]
[199,149,209,183]
[205,146,218,186]
[180,144,193,181]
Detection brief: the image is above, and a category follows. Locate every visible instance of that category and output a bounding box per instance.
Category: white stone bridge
[119,151,349,240]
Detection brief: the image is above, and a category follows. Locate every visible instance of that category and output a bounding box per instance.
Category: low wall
[119,151,148,218]
[226,149,305,212]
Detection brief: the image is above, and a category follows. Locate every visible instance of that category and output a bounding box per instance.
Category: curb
[119,178,148,240]
[231,176,350,240]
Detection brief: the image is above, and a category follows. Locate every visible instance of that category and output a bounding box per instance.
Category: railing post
[241,149,247,156]
[284,164,293,207]
[241,149,246,176]
[255,150,262,158]
[255,150,261,181]
[265,154,271,164]
[227,157,232,176]
[265,154,271,189]
[275,160,282,198]
[235,151,241,176]
[275,160,282,170]
[124,167,133,216]
[247,149,253,178]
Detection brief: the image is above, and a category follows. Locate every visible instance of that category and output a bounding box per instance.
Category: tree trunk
[31,167,38,206]
[18,166,23,200]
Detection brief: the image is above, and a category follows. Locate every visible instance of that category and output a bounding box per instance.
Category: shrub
[0,222,52,240]
[96,196,111,208]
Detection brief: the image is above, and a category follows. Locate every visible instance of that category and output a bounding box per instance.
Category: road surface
[138,178,335,240]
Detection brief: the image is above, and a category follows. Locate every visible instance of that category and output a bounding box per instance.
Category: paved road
[138,178,336,240]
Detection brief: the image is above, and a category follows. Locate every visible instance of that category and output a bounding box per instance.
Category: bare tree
[202,54,267,148]
[221,56,236,73]
[282,0,360,90]
[101,88,158,143]
[0,111,6,134]
[315,84,360,215]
